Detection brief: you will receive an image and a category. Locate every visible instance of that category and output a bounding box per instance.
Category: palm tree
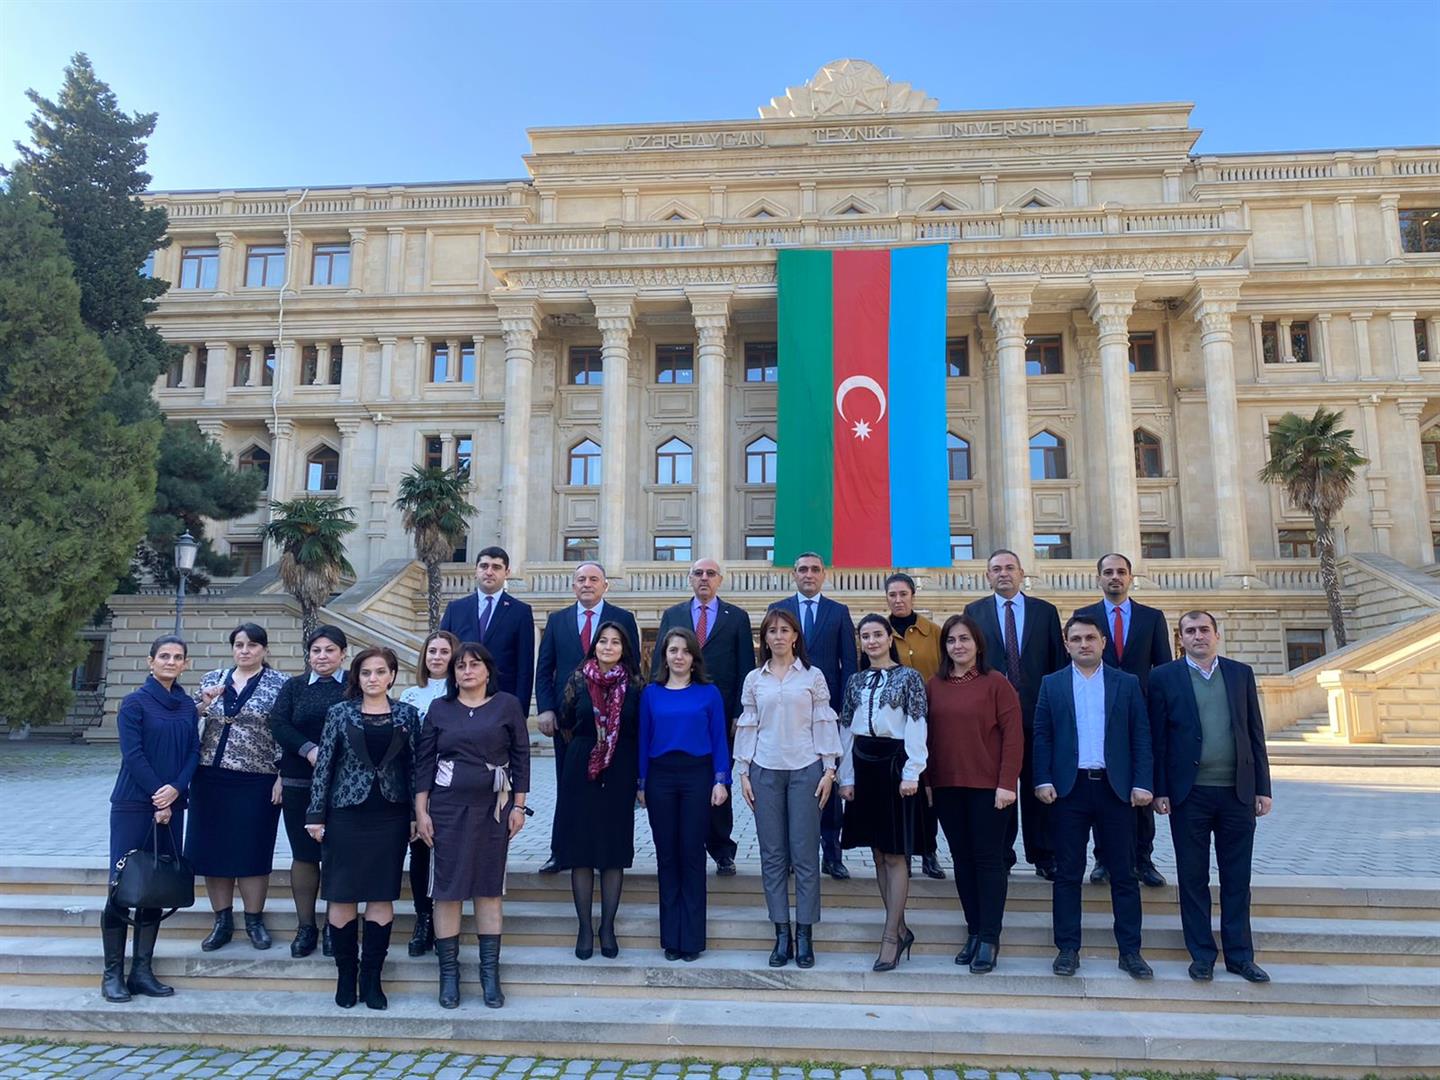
[1258,408,1367,647]
[394,465,476,631]
[261,497,357,642]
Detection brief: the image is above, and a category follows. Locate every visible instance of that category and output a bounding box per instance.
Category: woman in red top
[925,613,1022,973]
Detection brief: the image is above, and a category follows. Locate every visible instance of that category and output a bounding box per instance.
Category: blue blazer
[768,594,857,712]
[534,602,640,716]
[1072,599,1172,696]
[1147,656,1272,807]
[440,590,536,712]
[651,598,756,721]
[1032,664,1153,802]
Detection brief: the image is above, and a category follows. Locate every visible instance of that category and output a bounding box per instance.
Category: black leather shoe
[969,942,998,974]
[955,934,980,966]
[290,923,318,958]
[243,912,271,950]
[921,855,946,880]
[715,857,737,877]
[664,948,681,961]
[1119,952,1154,980]
[538,857,562,874]
[1089,865,1109,885]
[1052,948,1079,976]
[768,922,792,968]
[1035,864,1056,881]
[1225,959,1271,983]
[821,858,850,880]
[201,908,233,952]
[407,911,434,957]
[680,951,700,962]
[1138,865,1167,888]
[1188,958,1215,981]
[575,925,594,961]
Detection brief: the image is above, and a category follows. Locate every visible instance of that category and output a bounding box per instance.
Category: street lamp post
[173,531,199,637]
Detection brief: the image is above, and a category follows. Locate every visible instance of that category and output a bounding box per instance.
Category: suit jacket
[305,698,421,823]
[1148,656,1272,807]
[535,602,640,716]
[651,597,756,721]
[768,594,857,712]
[1073,599,1172,696]
[1032,665,1153,803]
[963,593,1067,727]
[440,590,536,711]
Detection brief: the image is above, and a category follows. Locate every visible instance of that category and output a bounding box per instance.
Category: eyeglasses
[690,569,720,578]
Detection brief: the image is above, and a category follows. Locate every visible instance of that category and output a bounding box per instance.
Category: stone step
[0,984,1434,1075]
[1263,742,1440,766]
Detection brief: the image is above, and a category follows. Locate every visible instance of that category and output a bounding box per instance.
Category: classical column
[471,335,485,399]
[176,345,195,389]
[377,336,396,402]
[284,229,303,295]
[975,315,1003,548]
[274,340,296,401]
[1248,314,1266,381]
[1357,400,1393,554]
[413,335,430,390]
[440,432,456,470]
[1429,316,1440,364]
[336,419,362,518]
[265,417,294,502]
[1190,272,1251,578]
[203,341,228,405]
[498,297,540,571]
[1277,318,1294,363]
[1379,195,1402,262]
[986,276,1038,559]
[385,226,405,293]
[195,418,226,444]
[215,231,237,297]
[347,227,367,295]
[1389,312,1422,381]
[339,337,364,402]
[314,342,332,386]
[593,289,637,571]
[1335,197,1358,264]
[1351,313,1375,380]
[687,285,732,560]
[368,416,392,567]
[1315,313,1335,381]
[246,344,264,388]
[446,338,461,384]
[1087,273,1143,562]
[1396,398,1436,565]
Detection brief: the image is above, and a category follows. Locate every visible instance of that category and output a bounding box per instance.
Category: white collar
[308,671,344,685]
[1186,654,1220,679]
[796,591,823,605]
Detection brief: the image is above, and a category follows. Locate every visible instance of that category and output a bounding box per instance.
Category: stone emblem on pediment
[760,59,938,119]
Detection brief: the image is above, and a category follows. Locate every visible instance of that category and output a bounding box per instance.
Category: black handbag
[108,820,195,922]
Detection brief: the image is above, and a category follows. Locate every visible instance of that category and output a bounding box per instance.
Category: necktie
[1004,600,1022,687]
[802,599,816,642]
[479,594,495,641]
[1112,607,1125,661]
[696,603,709,646]
[581,608,594,654]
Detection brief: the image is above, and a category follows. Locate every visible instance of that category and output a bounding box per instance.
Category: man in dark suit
[1033,613,1154,980]
[769,551,857,879]
[1073,552,1172,888]
[963,549,1066,878]
[534,561,640,873]
[439,546,535,711]
[652,557,755,875]
[1150,610,1273,984]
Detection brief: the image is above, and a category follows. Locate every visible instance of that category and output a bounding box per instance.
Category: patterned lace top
[194,666,290,775]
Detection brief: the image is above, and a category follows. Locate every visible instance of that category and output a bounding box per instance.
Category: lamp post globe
[173,531,198,636]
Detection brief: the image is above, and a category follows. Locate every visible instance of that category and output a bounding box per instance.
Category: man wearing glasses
[653,558,756,875]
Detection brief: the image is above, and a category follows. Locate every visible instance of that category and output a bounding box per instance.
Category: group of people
[103,543,1274,1013]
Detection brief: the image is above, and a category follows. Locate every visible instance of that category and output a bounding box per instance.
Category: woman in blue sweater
[638,627,729,962]
[103,635,201,1003]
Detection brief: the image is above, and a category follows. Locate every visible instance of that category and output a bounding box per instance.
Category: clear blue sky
[2,0,1436,192]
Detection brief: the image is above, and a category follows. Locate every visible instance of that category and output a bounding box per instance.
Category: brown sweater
[924,671,1024,791]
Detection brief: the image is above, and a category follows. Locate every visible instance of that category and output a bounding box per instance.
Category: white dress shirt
[732,660,841,777]
[837,665,928,787]
[1071,663,1107,769]
[1186,654,1219,680]
[993,591,1026,647]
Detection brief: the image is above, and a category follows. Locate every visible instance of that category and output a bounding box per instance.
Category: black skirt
[553,734,639,871]
[841,734,934,857]
[281,783,322,864]
[320,787,409,903]
[183,766,281,878]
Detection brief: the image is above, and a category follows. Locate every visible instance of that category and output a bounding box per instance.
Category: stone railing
[149,183,525,222]
[1195,149,1440,185]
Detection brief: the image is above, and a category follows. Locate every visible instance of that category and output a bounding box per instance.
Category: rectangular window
[655,343,694,384]
[564,536,599,562]
[653,536,693,562]
[424,437,444,469]
[301,345,319,385]
[243,245,286,288]
[165,353,184,388]
[569,345,603,385]
[1418,319,1431,363]
[946,337,970,378]
[1290,320,1311,363]
[744,341,778,383]
[261,346,275,386]
[1278,528,1318,558]
[459,342,476,383]
[950,533,975,561]
[72,638,106,692]
[455,436,473,473]
[1128,332,1158,373]
[745,534,775,561]
[1399,208,1440,254]
[1141,530,1172,559]
[328,349,342,385]
[229,542,263,578]
[1261,321,1279,364]
[178,246,219,290]
[311,243,350,286]
[232,351,250,387]
[1024,335,1063,376]
[429,343,449,383]
[1033,533,1072,560]
[194,349,208,388]
[452,534,468,564]
[1285,628,1327,671]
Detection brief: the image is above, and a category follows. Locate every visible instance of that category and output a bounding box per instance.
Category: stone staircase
[0,862,1436,1076]
[1265,714,1440,767]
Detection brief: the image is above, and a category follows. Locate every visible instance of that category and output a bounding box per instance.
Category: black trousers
[932,787,1009,943]
[820,782,844,863]
[1092,804,1157,870]
[1170,784,1257,964]
[1005,726,1053,869]
[408,839,431,916]
[547,731,566,861]
[1051,772,1142,954]
[706,727,738,864]
[645,752,711,955]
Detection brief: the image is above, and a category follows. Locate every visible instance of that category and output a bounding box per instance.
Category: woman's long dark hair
[937,613,989,679]
[857,612,902,670]
[758,608,811,668]
[651,626,712,685]
[584,620,639,679]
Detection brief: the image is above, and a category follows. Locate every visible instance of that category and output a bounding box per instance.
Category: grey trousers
[751,760,823,925]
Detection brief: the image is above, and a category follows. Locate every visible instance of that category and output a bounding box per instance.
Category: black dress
[321,719,411,903]
[553,672,640,871]
[269,674,347,864]
[416,693,530,900]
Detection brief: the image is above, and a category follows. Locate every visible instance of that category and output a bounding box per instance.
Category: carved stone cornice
[986,275,1037,344]
[496,292,541,347]
[265,417,295,439]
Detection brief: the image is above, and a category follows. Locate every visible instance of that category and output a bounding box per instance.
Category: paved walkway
[2,744,1437,877]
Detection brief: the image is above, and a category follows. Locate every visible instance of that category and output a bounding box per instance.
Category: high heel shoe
[575,925,594,961]
[873,933,901,972]
[598,925,619,959]
[899,926,915,962]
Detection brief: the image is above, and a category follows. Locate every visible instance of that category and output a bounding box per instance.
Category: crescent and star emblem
[834,375,887,441]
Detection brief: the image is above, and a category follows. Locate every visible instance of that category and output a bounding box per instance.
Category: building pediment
[758,59,938,119]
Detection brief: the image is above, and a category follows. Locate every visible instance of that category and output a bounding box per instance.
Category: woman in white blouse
[736,609,842,969]
[838,613,930,972]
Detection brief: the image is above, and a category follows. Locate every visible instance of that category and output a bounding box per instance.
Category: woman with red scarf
[553,621,642,961]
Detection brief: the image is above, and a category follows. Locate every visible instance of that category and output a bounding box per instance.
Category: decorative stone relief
[760,60,939,119]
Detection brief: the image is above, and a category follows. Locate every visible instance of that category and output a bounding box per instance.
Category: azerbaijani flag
[775,244,950,568]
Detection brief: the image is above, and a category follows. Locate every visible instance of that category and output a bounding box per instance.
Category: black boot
[435,935,461,1009]
[408,911,435,957]
[359,920,391,1010]
[126,910,174,997]
[795,924,815,969]
[243,912,271,950]
[322,921,334,957]
[201,907,233,952]
[290,922,318,958]
[331,920,359,1008]
[100,903,131,1003]
[768,922,793,968]
[477,933,505,1009]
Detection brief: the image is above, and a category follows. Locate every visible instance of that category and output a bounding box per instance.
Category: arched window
[656,437,693,485]
[238,445,271,486]
[1423,425,1440,477]
[1029,430,1067,481]
[946,433,971,481]
[305,446,339,492]
[568,439,602,486]
[746,435,777,484]
[1134,429,1164,478]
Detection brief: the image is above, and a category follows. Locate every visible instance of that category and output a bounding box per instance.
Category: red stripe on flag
[831,250,892,567]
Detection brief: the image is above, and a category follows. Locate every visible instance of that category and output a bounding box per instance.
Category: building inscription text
[624,131,765,150]
[941,118,1091,137]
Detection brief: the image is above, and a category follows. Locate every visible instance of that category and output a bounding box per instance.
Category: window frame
[1399,207,1440,254]
[745,435,778,485]
[1033,533,1072,560]
[744,534,775,561]
[238,445,271,487]
[1134,429,1164,479]
[744,341,778,383]
[1284,628,1328,671]
[1024,334,1064,376]
[243,244,287,289]
[949,533,975,561]
[178,246,219,290]
[1029,430,1068,481]
[655,437,694,486]
[568,345,603,386]
[1277,528,1318,559]
[653,535,693,563]
[1140,530,1172,559]
[654,343,695,385]
[946,432,971,482]
[310,243,350,287]
[1127,331,1158,373]
[946,336,970,378]
[568,438,602,487]
[304,446,340,492]
[564,536,599,563]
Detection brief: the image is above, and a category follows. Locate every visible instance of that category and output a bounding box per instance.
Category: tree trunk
[299,600,318,652]
[1314,511,1348,647]
[426,560,441,633]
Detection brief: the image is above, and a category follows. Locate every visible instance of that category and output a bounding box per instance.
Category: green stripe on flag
[775,249,834,565]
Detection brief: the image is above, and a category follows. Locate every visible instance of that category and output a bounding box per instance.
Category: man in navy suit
[534,562,641,873]
[1150,611,1273,983]
[963,550,1067,878]
[652,557,756,875]
[769,551,857,879]
[1073,552,1172,887]
[439,546,535,711]
[1033,613,1154,980]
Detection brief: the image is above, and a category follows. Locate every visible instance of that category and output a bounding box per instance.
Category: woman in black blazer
[306,647,420,1011]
